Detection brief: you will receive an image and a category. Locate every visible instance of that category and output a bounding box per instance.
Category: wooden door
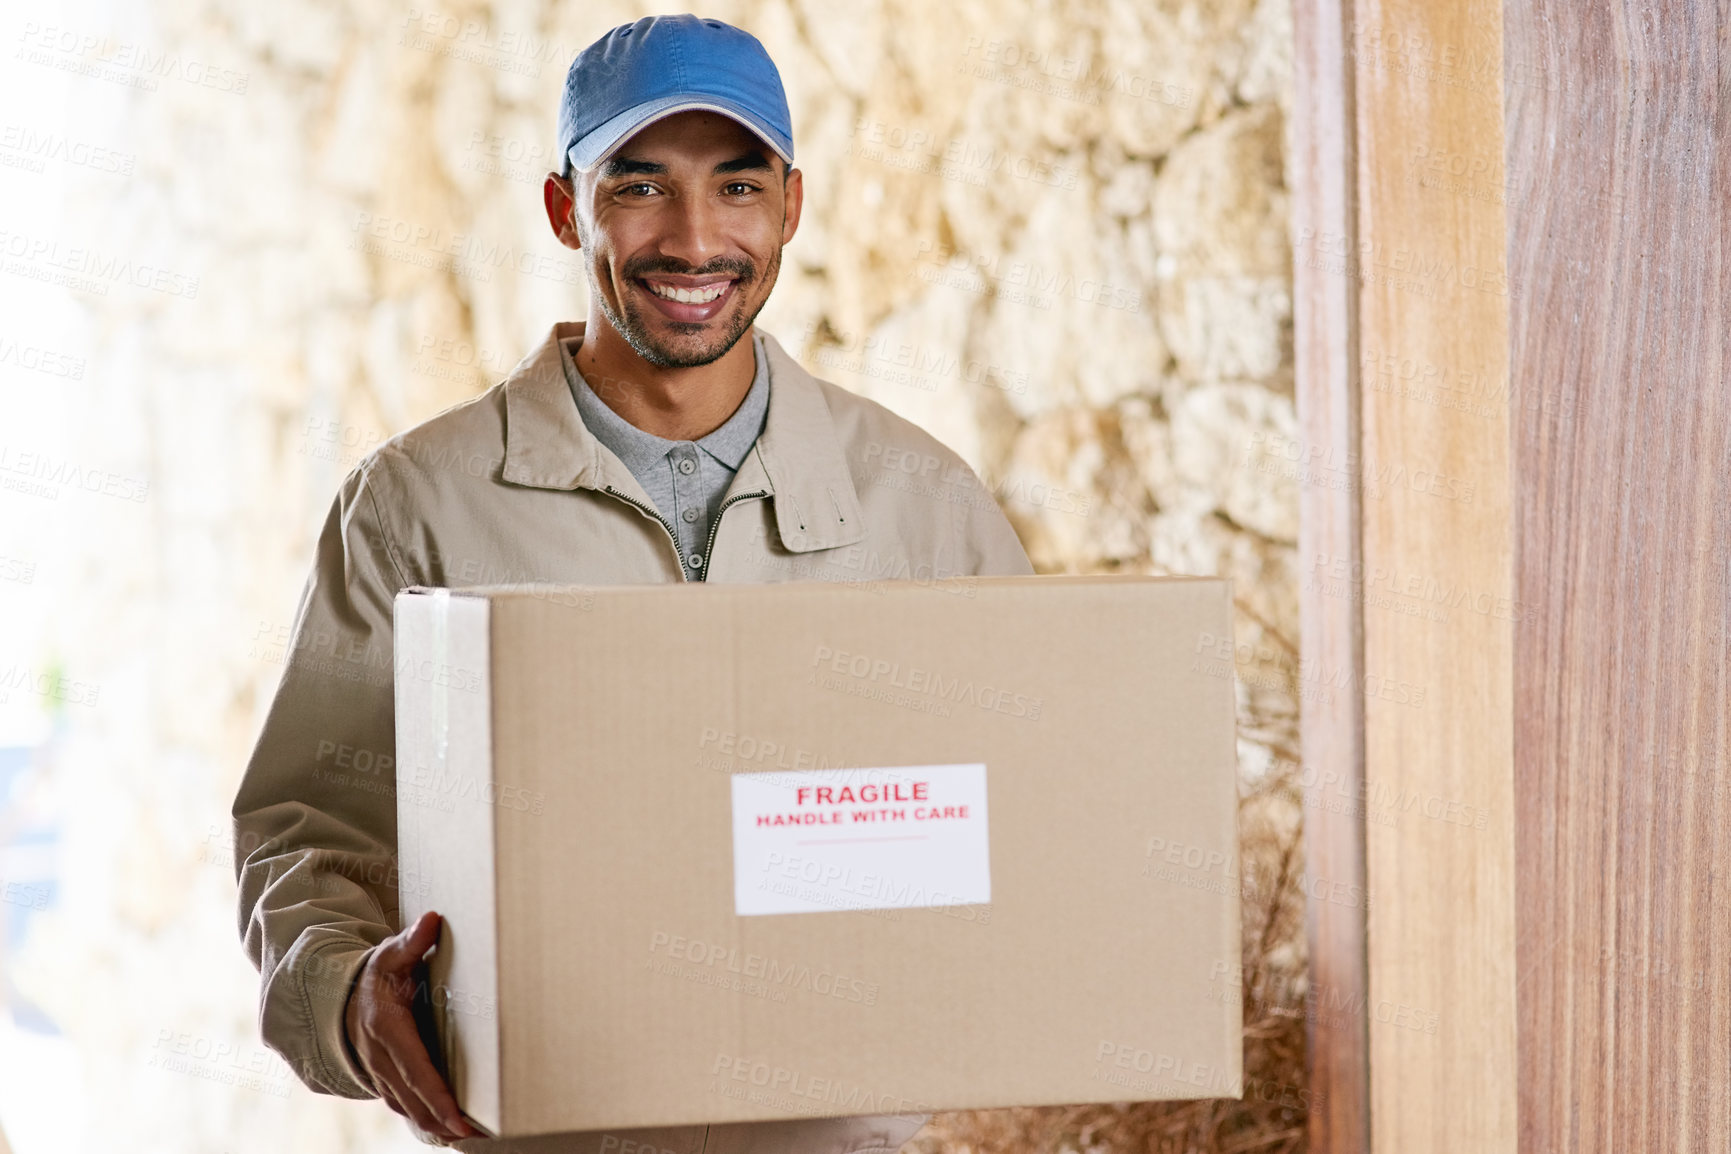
[1507,2,1731,1150]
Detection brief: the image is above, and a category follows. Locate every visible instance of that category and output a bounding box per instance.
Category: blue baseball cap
[557,15,794,179]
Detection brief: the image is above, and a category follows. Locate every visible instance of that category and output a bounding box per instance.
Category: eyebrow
[599,151,774,180]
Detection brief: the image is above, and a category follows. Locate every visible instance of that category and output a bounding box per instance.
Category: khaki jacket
[232,321,1032,1153]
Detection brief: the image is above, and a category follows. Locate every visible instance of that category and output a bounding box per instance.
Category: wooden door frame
[1291,1,1518,1151]
[1291,0,1370,1148]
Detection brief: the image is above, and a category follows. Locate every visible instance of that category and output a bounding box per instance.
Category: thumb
[378,910,443,972]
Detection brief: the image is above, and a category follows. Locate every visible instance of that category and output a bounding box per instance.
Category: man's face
[555,111,802,369]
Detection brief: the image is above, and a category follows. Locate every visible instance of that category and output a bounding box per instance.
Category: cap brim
[566,95,794,176]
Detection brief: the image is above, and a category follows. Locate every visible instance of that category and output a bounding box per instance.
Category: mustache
[623,255,757,282]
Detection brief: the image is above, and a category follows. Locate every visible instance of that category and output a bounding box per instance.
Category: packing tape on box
[430,587,450,779]
[426,588,461,1086]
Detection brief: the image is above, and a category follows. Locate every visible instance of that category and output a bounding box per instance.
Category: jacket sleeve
[956,467,1035,578]
[232,455,414,1098]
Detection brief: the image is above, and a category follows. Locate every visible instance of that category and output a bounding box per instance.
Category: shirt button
[682,508,697,523]
[677,458,696,475]
[687,553,704,569]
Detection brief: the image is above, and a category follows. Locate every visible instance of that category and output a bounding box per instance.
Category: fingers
[367,1049,450,1138]
[378,1009,478,1139]
[356,991,476,1140]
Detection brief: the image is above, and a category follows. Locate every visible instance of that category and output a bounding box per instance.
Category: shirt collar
[696,334,769,470]
[561,330,769,476]
[501,321,864,553]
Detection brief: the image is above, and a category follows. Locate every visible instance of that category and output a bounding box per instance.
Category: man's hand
[344,911,479,1142]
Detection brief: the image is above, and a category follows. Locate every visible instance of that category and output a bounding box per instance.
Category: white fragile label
[731,763,990,916]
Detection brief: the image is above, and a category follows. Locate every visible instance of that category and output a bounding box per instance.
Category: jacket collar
[501,320,865,554]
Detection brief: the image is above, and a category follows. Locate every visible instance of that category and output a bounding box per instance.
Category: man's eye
[723,181,760,196]
[620,182,658,197]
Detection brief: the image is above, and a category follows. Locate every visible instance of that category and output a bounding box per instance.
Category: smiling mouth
[643,279,730,304]
[633,274,741,323]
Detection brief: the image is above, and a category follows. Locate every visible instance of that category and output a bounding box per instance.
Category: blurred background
[0,0,1304,1150]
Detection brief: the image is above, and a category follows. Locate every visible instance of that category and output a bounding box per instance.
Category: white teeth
[648,281,727,304]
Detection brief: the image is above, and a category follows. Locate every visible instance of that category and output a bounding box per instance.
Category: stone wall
[2,0,1305,1149]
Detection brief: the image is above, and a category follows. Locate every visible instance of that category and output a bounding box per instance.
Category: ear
[543,173,583,251]
[780,164,804,247]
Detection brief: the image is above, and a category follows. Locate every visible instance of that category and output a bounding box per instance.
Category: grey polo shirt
[563,331,770,579]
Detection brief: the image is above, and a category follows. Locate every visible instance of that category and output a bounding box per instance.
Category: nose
[655,191,725,270]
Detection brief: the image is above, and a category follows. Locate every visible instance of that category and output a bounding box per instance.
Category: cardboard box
[394,576,1241,1139]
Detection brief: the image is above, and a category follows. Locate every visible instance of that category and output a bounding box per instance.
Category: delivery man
[232,13,1031,1153]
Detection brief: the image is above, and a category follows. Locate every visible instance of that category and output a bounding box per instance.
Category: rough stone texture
[0,0,1302,1150]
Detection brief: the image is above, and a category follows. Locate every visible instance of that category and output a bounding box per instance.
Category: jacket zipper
[603,485,769,583]
[603,485,691,582]
[699,490,769,581]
